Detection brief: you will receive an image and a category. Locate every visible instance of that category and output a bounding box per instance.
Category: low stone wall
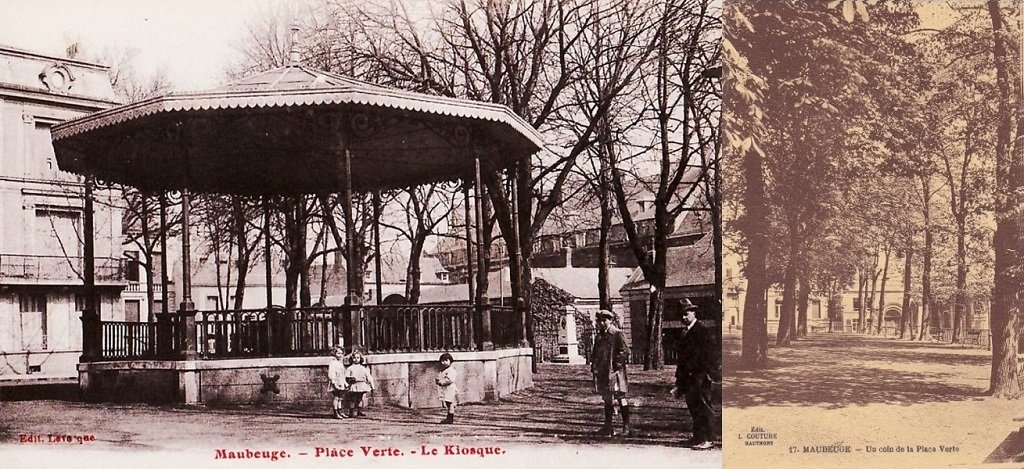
[77,348,534,407]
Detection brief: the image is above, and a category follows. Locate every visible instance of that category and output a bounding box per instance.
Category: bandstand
[50,44,541,407]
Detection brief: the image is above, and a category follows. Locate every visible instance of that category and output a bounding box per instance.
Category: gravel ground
[0,363,720,469]
[723,333,1022,469]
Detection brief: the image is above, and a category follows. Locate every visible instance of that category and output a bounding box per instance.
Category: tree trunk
[232,196,249,311]
[797,274,809,337]
[406,235,426,304]
[868,254,879,334]
[515,163,536,360]
[477,200,495,349]
[857,269,867,333]
[643,209,670,370]
[740,143,770,368]
[918,176,933,341]
[876,244,891,335]
[597,135,614,312]
[213,233,224,310]
[952,219,968,343]
[283,197,305,309]
[140,195,156,322]
[986,0,1022,398]
[644,283,665,370]
[777,237,798,346]
[900,242,913,340]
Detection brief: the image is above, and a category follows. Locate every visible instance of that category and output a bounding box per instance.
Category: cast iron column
[343,148,363,350]
[372,191,383,304]
[263,196,273,308]
[156,193,171,356]
[80,175,100,362]
[463,182,475,349]
[179,187,197,360]
[510,162,528,347]
[474,157,493,350]
[159,194,169,314]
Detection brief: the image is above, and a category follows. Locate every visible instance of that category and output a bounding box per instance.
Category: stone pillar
[552,306,585,364]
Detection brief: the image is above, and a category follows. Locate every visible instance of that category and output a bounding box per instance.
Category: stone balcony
[0,253,126,285]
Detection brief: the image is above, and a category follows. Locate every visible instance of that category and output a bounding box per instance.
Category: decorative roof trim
[52,86,545,150]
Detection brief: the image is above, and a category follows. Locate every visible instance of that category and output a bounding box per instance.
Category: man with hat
[591,309,631,436]
[672,298,719,450]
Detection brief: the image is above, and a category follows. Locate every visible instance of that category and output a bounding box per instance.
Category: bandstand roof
[51,64,545,195]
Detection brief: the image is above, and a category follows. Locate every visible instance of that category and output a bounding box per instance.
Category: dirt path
[723,333,1020,469]
[0,364,720,469]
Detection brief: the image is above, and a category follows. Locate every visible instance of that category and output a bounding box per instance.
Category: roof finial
[288,23,301,66]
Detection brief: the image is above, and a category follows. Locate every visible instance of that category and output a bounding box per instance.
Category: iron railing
[363,305,474,352]
[197,307,343,358]
[97,304,526,361]
[100,313,181,359]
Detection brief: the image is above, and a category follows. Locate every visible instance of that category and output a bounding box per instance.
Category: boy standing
[591,309,631,436]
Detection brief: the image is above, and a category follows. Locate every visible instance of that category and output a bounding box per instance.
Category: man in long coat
[673,299,720,449]
[591,309,631,436]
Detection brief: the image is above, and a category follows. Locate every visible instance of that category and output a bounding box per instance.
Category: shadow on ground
[0,364,720,449]
[986,428,1024,464]
[724,333,989,409]
[0,383,80,401]
[208,364,720,447]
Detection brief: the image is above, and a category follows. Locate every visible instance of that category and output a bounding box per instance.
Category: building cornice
[0,175,83,187]
[0,45,111,71]
[0,83,119,110]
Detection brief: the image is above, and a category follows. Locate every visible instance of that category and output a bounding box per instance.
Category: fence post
[417,308,426,352]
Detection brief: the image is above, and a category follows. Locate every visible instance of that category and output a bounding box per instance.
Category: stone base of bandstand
[77,348,534,408]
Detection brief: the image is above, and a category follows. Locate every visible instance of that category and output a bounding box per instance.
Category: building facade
[724,249,991,340]
[619,211,717,363]
[0,46,126,380]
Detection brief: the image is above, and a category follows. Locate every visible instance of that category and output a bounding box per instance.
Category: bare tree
[609,0,721,368]
[330,0,669,360]
[379,184,458,303]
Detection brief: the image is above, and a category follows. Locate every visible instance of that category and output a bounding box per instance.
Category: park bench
[810,325,826,334]
[929,327,945,342]
[963,329,984,348]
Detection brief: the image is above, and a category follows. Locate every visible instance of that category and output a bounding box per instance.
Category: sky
[0,0,292,91]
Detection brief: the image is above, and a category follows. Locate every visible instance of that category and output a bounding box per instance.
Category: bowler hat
[680,298,699,311]
[595,309,615,320]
